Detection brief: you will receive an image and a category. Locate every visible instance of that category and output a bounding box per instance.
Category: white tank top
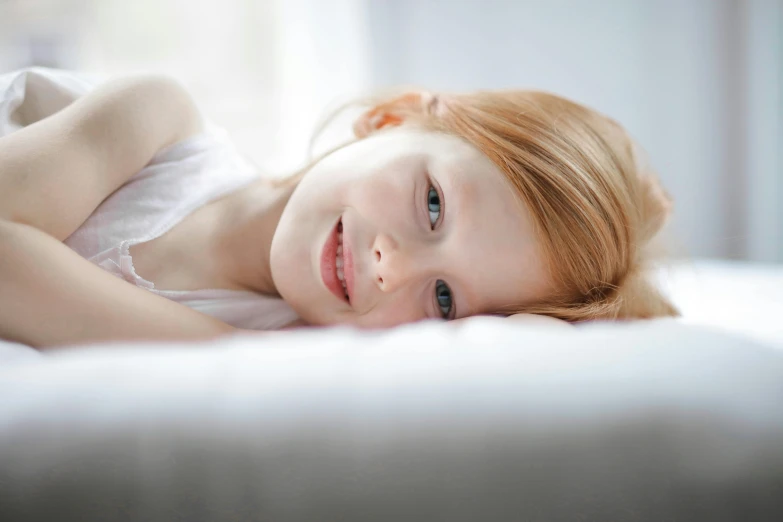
[1,67,299,331]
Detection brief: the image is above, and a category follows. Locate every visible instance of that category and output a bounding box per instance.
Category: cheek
[348,173,411,230]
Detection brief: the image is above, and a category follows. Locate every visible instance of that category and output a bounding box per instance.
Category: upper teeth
[336,231,347,290]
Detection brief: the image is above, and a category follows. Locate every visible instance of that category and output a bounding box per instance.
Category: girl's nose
[373,233,421,293]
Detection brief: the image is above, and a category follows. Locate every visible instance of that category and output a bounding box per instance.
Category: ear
[637,174,673,242]
[353,92,438,138]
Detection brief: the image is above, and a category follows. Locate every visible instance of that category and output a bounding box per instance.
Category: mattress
[0,260,781,521]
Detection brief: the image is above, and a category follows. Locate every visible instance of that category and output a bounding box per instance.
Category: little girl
[0,68,677,348]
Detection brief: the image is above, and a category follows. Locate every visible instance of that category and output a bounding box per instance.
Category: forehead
[417,131,554,315]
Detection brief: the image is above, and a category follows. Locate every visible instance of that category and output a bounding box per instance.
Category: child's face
[270,128,553,327]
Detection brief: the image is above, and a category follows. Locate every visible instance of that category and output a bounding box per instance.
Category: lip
[319,217,350,304]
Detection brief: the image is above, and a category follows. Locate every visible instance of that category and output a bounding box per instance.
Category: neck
[210,178,295,296]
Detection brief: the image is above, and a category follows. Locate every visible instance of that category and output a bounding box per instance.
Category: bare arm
[0,220,237,349]
[0,73,237,348]
[0,73,203,240]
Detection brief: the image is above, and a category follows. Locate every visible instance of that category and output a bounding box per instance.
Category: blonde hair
[299,89,679,322]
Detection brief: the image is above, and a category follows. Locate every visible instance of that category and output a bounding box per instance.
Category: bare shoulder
[0,72,204,241]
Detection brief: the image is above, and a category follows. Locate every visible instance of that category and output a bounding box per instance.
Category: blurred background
[1,0,780,262]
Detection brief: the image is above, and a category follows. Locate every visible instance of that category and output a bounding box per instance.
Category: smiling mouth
[321,217,351,304]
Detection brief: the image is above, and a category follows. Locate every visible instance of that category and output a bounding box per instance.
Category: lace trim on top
[113,129,262,298]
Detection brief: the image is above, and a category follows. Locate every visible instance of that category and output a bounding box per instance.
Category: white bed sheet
[658,259,783,347]
[1,261,782,520]
[1,316,782,521]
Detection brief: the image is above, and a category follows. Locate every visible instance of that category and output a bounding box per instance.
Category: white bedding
[658,259,783,347]
[1,260,782,520]
[1,317,782,520]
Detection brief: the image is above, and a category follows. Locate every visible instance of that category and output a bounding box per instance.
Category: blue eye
[427,186,441,228]
[435,279,453,319]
